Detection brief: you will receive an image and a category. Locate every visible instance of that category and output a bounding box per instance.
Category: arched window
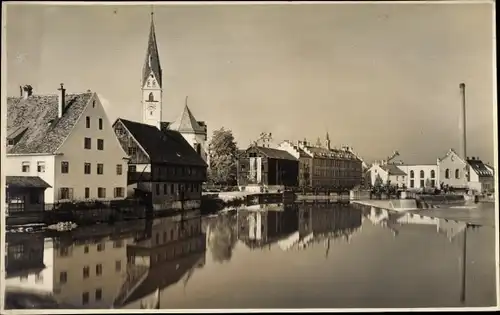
[431,170,435,178]
[148,92,154,102]
[455,169,460,179]
[445,169,450,179]
[410,170,414,178]
[420,170,424,178]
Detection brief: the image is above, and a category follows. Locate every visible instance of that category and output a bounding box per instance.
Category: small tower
[325,132,331,150]
[168,96,208,162]
[142,10,163,130]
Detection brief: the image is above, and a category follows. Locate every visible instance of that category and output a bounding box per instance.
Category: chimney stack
[459,83,467,162]
[19,86,23,97]
[58,83,66,118]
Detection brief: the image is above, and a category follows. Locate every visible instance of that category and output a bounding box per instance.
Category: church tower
[142,12,163,129]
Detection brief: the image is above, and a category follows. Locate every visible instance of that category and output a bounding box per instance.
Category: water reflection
[3,203,496,309]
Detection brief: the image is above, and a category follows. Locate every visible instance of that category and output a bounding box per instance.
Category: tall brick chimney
[459,83,467,162]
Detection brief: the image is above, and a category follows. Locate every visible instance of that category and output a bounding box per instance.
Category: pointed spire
[168,101,205,134]
[143,8,162,88]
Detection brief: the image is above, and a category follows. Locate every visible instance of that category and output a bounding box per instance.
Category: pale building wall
[179,132,208,163]
[368,164,388,186]
[5,155,56,203]
[54,94,128,202]
[437,151,468,188]
[142,73,162,129]
[396,165,438,190]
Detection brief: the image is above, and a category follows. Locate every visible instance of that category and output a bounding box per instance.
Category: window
[82,292,89,305]
[84,137,91,149]
[95,289,102,301]
[113,240,123,248]
[84,163,91,174]
[114,187,124,198]
[129,165,136,173]
[83,266,90,279]
[59,247,70,257]
[97,243,105,251]
[61,161,69,173]
[97,164,104,175]
[445,169,450,179]
[86,116,90,128]
[431,180,436,187]
[59,272,67,284]
[116,164,122,175]
[96,264,102,276]
[37,161,46,173]
[170,184,174,194]
[163,231,167,242]
[420,180,424,188]
[97,139,104,150]
[410,180,414,188]
[455,169,460,179]
[59,188,73,200]
[156,184,160,195]
[85,187,90,199]
[99,118,103,130]
[97,187,106,198]
[148,92,154,102]
[115,260,121,272]
[84,245,89,253]
[410,170,414,178]
[21,161,30,173]
[420,170,424,178]
[155,233,159,245]
[196,143,202,155]
[431,170,435,179]
[128,147,137,156]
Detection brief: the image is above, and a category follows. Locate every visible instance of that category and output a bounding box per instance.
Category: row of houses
[367,149,494,193]
[5,15,209,214]
[236,135,364,190]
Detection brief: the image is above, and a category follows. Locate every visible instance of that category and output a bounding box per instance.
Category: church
[112,12,208,212]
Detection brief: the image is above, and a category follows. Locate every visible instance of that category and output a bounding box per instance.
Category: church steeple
[325,131,331,150]
[142,9,163,130]
[143,10,162,88]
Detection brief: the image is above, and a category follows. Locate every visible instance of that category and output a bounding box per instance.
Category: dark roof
[142,15,162,88]
[304,145,358,160]
[116,119,207,167]
[252,146,298,161]
[467,159,494,177]
[167,105,206,134]
[7,93,93,154]
[380,164,407,176]
[6,176,52,189]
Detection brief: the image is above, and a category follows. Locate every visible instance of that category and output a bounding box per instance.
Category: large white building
[436,149,468,189]
[6,84,128,204]
[395,164,438,190]
[367,163,407,188]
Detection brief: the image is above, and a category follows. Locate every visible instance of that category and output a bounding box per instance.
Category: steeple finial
[185,96,188,107]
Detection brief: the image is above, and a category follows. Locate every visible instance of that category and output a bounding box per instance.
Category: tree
[208,127,238,185]
[207,213,237,263]
[374,174,383,188]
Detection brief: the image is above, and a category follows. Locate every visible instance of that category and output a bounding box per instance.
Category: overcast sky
[5,2,495,164]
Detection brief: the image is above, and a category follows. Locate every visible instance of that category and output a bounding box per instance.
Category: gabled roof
[437,148,466,164]
[7,93,93,154]
[380,164,407,176]
[116,118,207,167]
[167,105,206,134]
[6,176,52,189]
[142,14,162,88]
[467,159,494,177]
[250,146,298,161]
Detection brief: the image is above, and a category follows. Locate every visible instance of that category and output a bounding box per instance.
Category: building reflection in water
[114,210,206,309]
[236,202,363,255]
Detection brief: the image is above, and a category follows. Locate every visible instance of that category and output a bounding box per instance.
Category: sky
[4,2,496,164]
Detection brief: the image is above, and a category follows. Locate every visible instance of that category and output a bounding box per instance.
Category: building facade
[113,119,207,211]
[237,145,299,188]
[6,85,128,204]
[467,157,494,193]
[437,149,468,189]
[395,164,438,190]
[368,163,407,188]
[278,136,363,189]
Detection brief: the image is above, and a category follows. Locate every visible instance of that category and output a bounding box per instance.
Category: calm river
[4,202,497,310]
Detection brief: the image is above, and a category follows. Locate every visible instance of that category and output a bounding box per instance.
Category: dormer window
[7,126,28,146]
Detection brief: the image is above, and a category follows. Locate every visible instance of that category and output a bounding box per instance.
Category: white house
[395,164,438,190]
[368,163,407,188]
[6,84,128,204]
[436,149,468,189]
[466,157,495,193]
